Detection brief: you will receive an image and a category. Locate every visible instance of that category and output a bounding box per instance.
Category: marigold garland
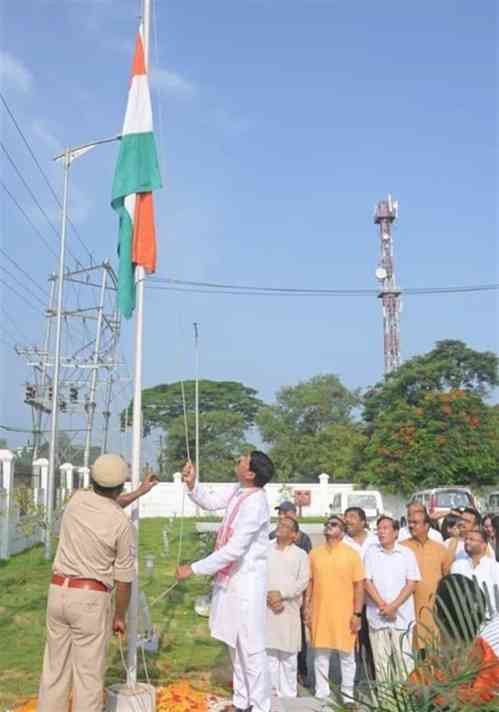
[13,680,223,712]
[156,680,213,712]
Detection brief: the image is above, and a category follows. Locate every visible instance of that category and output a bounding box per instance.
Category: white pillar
[60,463,74,493]
[173,472,183,516]
[34,458,49,511]
[0,449,15,560]
[78,466,90,488]
[319,472,330,517]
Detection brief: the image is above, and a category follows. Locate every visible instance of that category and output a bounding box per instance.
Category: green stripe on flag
[111,132,162,319]
[113,200,135,319]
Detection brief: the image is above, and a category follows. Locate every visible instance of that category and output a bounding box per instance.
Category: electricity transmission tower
[374,195,401,374]
[17,261,122,467]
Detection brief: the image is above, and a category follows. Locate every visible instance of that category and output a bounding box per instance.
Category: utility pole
[31,274,56,462]
[374,195,401,374]
[83,265,107,468]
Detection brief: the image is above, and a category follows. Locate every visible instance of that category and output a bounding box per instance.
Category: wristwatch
[353,611,362,618]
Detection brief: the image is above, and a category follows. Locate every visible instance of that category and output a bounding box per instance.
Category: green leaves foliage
[359,390,499,494]
[257,374,364,482]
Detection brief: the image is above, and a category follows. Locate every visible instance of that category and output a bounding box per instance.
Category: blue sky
[0,1,497,458]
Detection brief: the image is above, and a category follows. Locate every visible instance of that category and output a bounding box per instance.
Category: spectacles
[324,522,342,529]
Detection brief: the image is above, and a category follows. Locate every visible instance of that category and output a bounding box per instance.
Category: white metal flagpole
[127,0,151,688]
[194,323,200,481]
[45,149,70,560]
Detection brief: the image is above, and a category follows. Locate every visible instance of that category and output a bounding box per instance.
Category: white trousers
[267,648,298,698]
[314,648,356,700]
[228,637,271,712]
[368,625,414,682]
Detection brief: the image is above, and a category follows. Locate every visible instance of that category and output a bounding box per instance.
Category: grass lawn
[0,518,230,711]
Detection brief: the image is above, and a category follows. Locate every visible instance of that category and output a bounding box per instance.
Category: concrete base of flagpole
[105,683,156,711]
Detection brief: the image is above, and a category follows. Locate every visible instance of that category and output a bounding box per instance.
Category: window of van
[347,494,378,510]
[332,494,342,510]
[434,491,473,509]
[489,494,499,507]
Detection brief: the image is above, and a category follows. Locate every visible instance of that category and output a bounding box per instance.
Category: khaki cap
[92,453,128,487]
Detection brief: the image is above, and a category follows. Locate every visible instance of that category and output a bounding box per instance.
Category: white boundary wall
[134,473,355,519]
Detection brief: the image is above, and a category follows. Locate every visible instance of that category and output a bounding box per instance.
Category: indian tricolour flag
[111,23,162,318]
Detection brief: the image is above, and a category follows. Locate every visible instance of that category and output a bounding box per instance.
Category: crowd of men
[265,498,499,708]
[35,451,499,712]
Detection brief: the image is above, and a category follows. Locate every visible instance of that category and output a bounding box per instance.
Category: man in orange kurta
[401,510,452,651]
[304,516,365,706]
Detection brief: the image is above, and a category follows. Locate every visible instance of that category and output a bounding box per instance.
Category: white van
[329,490,384,526]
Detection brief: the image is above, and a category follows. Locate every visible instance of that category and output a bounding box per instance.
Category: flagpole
[127,0,151,688]
[194,323,200,481]
[45,148,70,560]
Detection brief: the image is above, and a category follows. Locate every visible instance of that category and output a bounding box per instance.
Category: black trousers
[355,606,376,683]
[297,608,308,680]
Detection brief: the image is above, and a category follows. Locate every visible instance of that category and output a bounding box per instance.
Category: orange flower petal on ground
[156,679,211,712]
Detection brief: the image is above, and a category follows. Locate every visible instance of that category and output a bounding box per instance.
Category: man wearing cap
[270,500,312,554]
[37,453,155,712]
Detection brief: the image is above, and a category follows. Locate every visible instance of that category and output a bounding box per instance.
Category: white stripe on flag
[122,75,154,136]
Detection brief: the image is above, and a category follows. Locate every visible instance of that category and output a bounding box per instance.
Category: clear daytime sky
[0,1,497,457]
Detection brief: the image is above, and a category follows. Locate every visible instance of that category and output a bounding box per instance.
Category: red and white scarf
[214,488,259,587]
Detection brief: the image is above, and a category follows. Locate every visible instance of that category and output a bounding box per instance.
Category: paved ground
[272,697,325,711]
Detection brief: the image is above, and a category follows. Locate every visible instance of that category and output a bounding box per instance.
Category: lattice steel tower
[374,195,401,374]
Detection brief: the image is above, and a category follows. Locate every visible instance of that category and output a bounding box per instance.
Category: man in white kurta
[266,517,310,697]
[176,452,274,712]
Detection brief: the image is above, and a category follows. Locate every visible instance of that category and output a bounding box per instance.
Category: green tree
[136,380,264,481]
[162,410,255,482]
[359,389,499,494]
[363,340,498,424]
[257,374,364,482]
[126,380,263,436]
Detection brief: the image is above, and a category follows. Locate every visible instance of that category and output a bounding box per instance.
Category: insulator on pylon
[24,384,36,402]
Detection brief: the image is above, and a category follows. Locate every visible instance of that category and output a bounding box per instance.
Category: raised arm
[183,461,239,512]
[117,473,158,508]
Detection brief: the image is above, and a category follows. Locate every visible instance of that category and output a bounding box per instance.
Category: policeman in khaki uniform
[38,453,157,712]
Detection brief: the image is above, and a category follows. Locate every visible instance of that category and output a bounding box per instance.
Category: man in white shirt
[364,516,421,680]
[176,452,274,712]
[266,516,310,698]
[343,506,378,559]
[398,503,443,543]
[451,526,499,615]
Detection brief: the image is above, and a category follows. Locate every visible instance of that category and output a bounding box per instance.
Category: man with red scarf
[176,451,274,712]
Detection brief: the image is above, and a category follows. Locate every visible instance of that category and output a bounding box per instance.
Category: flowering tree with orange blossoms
[360,389,498,494]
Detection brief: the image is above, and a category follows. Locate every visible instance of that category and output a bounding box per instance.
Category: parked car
[408,487,478,518]
[329,490,384,526]
[484,491,499,516]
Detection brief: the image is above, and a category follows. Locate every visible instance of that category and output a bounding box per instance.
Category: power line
[0,275,41,313]
[0,92,94,264]
[0,140,82,267]
[0,305,30,343]
[147,275,499,297]
[0,264,47,307]
[0,245,47,298]
[1,179,58,259]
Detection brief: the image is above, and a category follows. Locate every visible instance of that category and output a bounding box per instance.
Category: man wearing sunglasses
[304,516,365,709]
